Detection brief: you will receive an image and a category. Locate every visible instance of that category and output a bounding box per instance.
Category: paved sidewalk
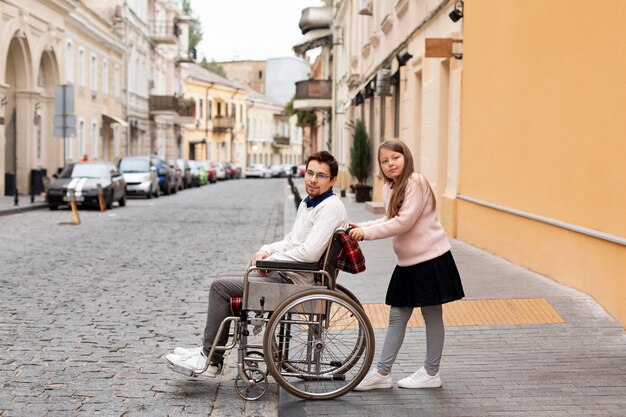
[280,180,626,417]
[0,195,47,217]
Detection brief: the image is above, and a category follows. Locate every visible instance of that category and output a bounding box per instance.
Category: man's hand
[348,227,365,241]
[251,251,270,276]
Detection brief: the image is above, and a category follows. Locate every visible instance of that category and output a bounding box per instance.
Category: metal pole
[13,108,18,206]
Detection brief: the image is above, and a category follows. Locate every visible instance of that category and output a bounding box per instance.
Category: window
[208,100,212,120]
[91,121,98,159]
[258,70,263,79]
[199,98,203,120]
[232,103,236,121]
[66,40,73,83]
[78,119,85,156]
[114,64,121,97]
[78,48,85,87]
[102,60,109,96]
[90,54,98,93]
[239,104,243,122]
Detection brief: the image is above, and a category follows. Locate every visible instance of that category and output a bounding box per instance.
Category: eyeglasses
[305,170,332,181]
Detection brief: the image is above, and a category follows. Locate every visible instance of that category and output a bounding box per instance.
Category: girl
[350,139,464,390]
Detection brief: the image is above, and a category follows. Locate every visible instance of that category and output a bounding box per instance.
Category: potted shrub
[349,119,373,202]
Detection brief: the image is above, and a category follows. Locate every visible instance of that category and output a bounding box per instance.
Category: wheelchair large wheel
[276,284,367,377]
[263,289,374,400]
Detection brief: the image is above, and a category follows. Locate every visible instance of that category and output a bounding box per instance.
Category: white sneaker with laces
[166,349,222,377]
[173,346,202,356]
[397,367,442,389]
[353,370,393,391]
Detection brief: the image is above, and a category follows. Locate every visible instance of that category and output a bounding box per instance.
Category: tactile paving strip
[361,298,564,328]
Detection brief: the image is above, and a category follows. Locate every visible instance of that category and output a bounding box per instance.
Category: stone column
[14,89,41,194]
[0,83,8,196]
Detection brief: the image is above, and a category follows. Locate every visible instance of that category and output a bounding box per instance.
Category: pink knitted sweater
[359,173,450,266]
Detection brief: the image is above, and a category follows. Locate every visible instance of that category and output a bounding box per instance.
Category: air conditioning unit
[358,0,372,16]
[375,68,391,96]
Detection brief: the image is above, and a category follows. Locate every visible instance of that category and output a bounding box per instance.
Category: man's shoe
[353,370,393,391]
[173,346,203,357]
[397,367,442,389]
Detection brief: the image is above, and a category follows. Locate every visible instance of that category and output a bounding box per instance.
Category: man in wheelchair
[166,151,347,377]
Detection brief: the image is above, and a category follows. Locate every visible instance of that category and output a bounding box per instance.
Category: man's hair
[306,151,339,177]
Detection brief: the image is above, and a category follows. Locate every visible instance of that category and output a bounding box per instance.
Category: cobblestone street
[0,179,287,417]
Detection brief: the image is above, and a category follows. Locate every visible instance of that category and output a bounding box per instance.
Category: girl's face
[379,148,405,182]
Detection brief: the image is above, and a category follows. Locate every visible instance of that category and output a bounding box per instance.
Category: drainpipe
[228,88,240,162]
[204,82,214,160]
[123,0,134,157]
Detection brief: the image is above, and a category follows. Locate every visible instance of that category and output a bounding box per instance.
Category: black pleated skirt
[385,250,464,307]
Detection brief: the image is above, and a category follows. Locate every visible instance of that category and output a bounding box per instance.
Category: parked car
[198,161,217,184]
[211,162,227,180]
[224,162,242,179]
[270,164,285,177]
[297,164,306,177]
[168,161,185,191]
[171,159,192,189]
[150,156,176,195]
[46,162,126,210]
[282,164,297,177]
[118,156,159,199]
[188,160,208,187]
[246,164,271,178]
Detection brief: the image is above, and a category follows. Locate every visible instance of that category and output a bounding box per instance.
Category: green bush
[349,119,372,186]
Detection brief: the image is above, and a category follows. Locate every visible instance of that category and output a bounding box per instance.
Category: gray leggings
[377,304,444,375]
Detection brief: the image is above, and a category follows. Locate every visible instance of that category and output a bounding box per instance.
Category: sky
[188,0,323,62]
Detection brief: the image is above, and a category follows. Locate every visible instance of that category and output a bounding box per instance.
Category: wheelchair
[168,228,375,401]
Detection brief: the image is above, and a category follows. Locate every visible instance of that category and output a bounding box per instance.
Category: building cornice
[67,10,126,55]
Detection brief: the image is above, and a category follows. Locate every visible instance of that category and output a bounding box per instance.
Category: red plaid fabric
[230,297,242,316]
[336,232,366,274]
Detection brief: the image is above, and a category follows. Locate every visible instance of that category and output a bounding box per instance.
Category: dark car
[46,162,126,210]
[150,156,176,195]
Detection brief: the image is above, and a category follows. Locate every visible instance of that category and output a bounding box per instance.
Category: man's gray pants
[202,272,291,363]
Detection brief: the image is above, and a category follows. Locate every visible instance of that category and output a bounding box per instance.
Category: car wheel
[49,204,58,211]
[119,192,126,207]
[106,191,114,209]
[165,184,171,195]
[155,186,160,198]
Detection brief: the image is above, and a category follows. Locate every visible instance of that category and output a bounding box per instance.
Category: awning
[102,113,129,127]
[293,28,332,55]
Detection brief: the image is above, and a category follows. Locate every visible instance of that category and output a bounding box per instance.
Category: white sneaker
[173,346,203,357]
[166,349,222,377]
[397,367,442,389]
[353,370,393,391]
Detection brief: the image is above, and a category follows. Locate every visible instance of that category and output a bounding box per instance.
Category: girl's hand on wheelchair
[348,227,365,241]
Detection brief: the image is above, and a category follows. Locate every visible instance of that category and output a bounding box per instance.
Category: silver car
[118,156,160,198]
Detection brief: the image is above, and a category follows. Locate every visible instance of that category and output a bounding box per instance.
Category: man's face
[304,160,336,199]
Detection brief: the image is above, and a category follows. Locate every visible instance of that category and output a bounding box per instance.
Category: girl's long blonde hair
[379,139,434,218]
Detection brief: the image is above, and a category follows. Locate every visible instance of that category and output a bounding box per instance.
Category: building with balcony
[181,63,247,165]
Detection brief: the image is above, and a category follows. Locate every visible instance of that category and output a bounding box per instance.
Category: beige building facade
[0,0,127,198]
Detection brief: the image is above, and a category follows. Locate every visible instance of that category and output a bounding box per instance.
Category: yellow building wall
[460,0,626,326]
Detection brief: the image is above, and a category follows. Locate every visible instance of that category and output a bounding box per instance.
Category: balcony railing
[295,80,332,100]
[294,80,332,110]
[213,116,236,131]
[149,95,196,118]
[273,136,290,146]
[149,20,179,44]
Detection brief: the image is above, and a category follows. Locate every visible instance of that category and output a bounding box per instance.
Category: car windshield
[119,159,150,173]
[59,163,110,179]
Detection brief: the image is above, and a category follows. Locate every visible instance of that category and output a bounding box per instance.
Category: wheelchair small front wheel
[235,367,268,400]
[263,289,374,400]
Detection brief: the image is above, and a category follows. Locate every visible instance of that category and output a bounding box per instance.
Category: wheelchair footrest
[168,362,200,377]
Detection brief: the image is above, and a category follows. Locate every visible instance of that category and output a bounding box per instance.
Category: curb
[0,203,48,217]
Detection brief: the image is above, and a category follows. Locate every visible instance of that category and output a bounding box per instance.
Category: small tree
[349,119,372,186]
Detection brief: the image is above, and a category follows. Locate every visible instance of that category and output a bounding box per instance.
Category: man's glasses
[305,170,332,181]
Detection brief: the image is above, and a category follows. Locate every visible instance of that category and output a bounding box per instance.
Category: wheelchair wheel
[276,284,367,377]
[263,289,374,400]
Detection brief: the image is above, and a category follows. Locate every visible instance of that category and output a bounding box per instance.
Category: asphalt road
[0,178,288,417]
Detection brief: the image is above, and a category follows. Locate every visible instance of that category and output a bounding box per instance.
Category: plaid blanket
[336,231,366,274]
